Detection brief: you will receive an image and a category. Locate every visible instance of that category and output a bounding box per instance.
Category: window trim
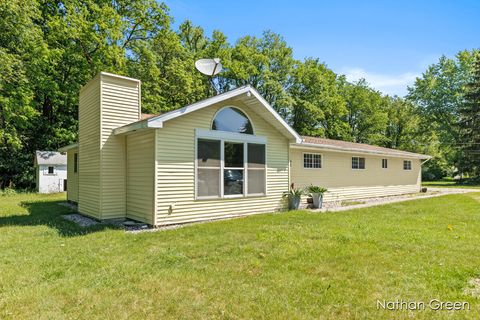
[195,129,267,200]
[210,106,256,135]
[46,166,55,175]
[382,158,388,169]
[302,152,323,169]
[403,160,412,171]
[351,156,366,170]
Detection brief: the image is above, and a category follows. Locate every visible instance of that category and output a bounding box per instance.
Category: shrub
[307,185,328,194]
[0,188,17,196]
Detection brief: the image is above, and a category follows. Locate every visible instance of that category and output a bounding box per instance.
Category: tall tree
[384,96,420,150]
[223,31,294,116]
[457,52,480,177]
[288,58,348,138]
[407,50,477,178]
[339,79,388,145]
[0,0,171,188]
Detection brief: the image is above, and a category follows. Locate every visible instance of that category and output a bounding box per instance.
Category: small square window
[403,160,412,170]
[303,153,322,169]
[48,166,54,174]
[382,159,388,169]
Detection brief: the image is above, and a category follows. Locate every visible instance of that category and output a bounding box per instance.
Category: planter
[288,196,301,210]
[311,193,324,209]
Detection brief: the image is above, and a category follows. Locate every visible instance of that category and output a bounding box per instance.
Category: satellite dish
[195,58,222,77]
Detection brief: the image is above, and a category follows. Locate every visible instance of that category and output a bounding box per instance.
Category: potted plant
[283,183,305,210]
[307,185,328,209]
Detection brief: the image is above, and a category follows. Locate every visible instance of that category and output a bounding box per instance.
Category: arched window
[212,107,253,134]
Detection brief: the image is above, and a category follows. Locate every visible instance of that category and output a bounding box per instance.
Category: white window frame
[382,158,388,169]
[403,160,412,171]
[195,128,267,200]
[303,152,322,169]
[351,156,366,170]
[210,106,256,134]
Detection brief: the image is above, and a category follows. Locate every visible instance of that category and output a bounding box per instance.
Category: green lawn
[423,179,480,189]
[1,192,480,319]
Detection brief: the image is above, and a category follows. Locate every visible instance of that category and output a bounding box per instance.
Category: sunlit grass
[1,192,480,319]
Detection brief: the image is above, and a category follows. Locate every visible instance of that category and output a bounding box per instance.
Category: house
[34,151,67,193]
[59,72,430,226]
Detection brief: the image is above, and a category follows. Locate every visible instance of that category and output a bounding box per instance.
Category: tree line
[0,0,479,189]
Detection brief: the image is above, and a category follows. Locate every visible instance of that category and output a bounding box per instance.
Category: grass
[423,179,480,189]
[1,192,480,319]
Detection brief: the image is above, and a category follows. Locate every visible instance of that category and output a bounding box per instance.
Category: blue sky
[164,0,480,96]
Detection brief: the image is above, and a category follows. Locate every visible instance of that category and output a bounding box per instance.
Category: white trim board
[113,86,302,143]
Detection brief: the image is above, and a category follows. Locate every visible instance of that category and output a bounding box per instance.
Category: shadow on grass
[0,199,121,237]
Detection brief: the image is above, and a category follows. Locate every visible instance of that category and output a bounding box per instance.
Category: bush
[307,185,327,194]
[0,187,17,196]
[422,157,452,181]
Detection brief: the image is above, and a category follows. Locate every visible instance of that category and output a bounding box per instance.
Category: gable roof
[295,136,431,159]
[35,151,67,165]
[114,86,302,143]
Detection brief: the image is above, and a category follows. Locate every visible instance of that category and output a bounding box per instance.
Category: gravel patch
[62,213,100,227]
[61,212,186,233]
[309,187,479,213]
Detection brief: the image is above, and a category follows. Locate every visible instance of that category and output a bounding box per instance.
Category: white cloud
[340,67,419,97]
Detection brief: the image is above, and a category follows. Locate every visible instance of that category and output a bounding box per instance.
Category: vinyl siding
[154,100,290,226]
[290,148,422,202]
[99,74,140,219]
[67,148,79,202]
[126,130,154,224]
[78,76,101,218]
[77,73,140,219]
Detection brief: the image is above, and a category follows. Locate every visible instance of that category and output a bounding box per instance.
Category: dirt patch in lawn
[464,277,480,298]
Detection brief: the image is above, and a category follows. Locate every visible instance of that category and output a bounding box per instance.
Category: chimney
[78,72,141,219]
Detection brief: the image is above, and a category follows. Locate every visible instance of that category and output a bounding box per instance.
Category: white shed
[34,151,67,193]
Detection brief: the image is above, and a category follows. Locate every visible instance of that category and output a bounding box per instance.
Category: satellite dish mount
[195,58,223,94]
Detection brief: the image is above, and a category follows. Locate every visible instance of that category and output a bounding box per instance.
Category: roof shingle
[301,136,429,159]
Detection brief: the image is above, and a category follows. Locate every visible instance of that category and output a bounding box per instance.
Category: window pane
[304,154,310,168]
[313,154,321,168]
[352,157,358,169]
[224,142,244,168]
[224,169,243,195]
[197,139,220,167]
[198,169,220,197]
[248,169,265,194]
[212,107,253,134]
[248,144,265,168]
[359,158,365,169]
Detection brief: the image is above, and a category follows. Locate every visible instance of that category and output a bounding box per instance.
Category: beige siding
[154,100,290,226]
[78,73,140,219]
[78,76,101,218]
[99,74,140,219]
[290,147,422,202]
[126,130,155,224]
[66,148,79,203]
